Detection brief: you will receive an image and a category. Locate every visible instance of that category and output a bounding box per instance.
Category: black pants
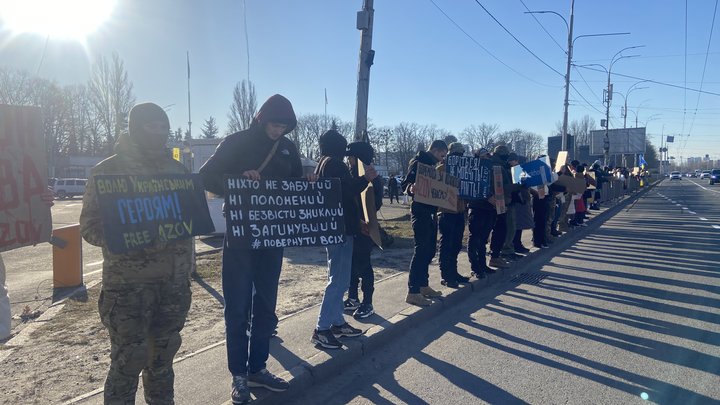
[532,197,547,245]
[389,189,400,203]
[438,212,465,281]
[467,208,496,273]
[408,202,437,293]
[490,212,507,258]
[513,229,524,249]
[349,234,375,304]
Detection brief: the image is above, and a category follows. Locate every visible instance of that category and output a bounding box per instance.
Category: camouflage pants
[99,281,191,405]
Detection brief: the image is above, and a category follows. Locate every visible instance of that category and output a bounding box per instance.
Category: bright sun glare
[0,0,116,40]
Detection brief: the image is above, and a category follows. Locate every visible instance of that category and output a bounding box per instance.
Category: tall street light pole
[525,3,628,155]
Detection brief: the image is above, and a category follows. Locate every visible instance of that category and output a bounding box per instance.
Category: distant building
[53,155,105,179]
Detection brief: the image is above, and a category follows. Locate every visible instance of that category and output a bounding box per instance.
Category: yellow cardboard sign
[173,147,181,162]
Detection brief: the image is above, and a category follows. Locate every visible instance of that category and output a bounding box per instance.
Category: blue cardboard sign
[517,159,553,187]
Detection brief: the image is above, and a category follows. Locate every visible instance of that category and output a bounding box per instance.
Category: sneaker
[455,274,471,283]
[514,245,530,254]
[488,257,510,268]
[471,270,486,279]
[331,322,364,338]
[311,328,343,349]
[441,279,460,288]
[343,298,360,312]
[419,286,442,297]
[248,368,289,392]
[353,303,375,319]
[231,375,251,404]
[406,292,432,306]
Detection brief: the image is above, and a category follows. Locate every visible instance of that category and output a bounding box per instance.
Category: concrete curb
[249,183,658,404]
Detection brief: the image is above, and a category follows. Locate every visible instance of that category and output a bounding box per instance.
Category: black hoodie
[401,150,439,210]
[199,94,303,196]
[315,130,370,236]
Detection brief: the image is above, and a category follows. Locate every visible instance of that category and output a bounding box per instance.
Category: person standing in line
[311,131,378,349]
[437,142,470,288]
[467,148,497,279]
[344,141,383,319]
[80,102,193,404]
[487,145,516,269]
[199,94,303,404]
[401,140,448,306]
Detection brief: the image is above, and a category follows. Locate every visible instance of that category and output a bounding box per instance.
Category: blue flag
[638,154,647,168]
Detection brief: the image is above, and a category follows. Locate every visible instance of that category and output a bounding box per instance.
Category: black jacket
[316,156,369,236]
[401,151,439,211]
[199,95,303,196]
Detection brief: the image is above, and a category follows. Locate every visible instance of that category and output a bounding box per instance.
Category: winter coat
[79,135,193,286]
[401,151,439,211]
[199,94,303,197]
[514,187,534,230]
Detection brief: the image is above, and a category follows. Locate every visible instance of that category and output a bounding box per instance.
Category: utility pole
[354,0,375,142]
[187,51,192,139]
[561,0,575,152]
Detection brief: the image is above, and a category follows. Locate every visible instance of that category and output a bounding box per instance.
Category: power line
[518,0,566,54]
[574,65,720,97]
[472,0,565,77]
[427,0,558,87]
[686,0,718,141]
[572,66,603,104]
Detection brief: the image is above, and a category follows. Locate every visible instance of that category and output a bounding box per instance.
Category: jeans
[501,206,516,254]
[222,246,283,376]
[317,235,354,330]
[349,234,374,305]
[408,203,438,293]
[467,208,496,272]
[438,212,466,281]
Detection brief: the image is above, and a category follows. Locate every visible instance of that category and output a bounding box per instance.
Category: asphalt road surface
[289,179,720,404]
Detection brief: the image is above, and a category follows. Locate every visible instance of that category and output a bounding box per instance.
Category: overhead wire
[427,0,558,87]
[471,0,565,77]
[573,65,720,97]
[518,0,566,54]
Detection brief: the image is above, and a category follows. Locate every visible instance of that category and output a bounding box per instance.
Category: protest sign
[94,174,214,254]
[515,159,553,187]
[492,166,506,214]
[445,155,493,200]
[554,150,568,173]
[0,105,52,252]
[224,177,345,250]
[359,163,382,249]
[413,163,460,211]
[587,172,597,190]
[554,174,586,194]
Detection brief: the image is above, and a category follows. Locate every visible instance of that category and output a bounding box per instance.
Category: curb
[250,183,657,404]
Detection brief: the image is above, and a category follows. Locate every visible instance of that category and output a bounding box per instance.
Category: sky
[0,0,718,162]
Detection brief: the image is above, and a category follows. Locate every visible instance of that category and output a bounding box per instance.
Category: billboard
[590,128,646,155]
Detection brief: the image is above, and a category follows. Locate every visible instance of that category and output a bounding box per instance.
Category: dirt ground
[0,219,414,405]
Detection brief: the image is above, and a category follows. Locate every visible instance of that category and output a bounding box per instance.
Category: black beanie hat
[319,130,348,157]
[346,141,374,165]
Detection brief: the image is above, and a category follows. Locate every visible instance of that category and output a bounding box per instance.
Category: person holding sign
[199,94,303,403]
[311,131,377,349]
[80,103,193,404]
[401,140,448,306]
[467,148,503,277]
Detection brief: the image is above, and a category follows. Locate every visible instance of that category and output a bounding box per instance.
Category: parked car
[700,170,711,180]
[710,169,720,185]
[52,178,87,199]
[669,171,682,180]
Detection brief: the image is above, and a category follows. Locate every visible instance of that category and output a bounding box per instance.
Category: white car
[669,171,682,180]
[52,178,87,199]
[700,171,711,179]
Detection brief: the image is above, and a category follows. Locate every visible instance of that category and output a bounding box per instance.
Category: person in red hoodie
[200,94,303,404]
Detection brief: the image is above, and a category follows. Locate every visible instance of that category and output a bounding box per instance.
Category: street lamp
[614,82,649,128]
[525,2,629,155]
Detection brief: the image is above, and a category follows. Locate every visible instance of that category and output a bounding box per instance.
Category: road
[289,179,720,404]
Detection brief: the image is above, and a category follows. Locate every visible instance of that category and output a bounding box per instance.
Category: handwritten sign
[224,177,345,249]
[94,174,214,253]
[517,159,553,187]
[554,174,586,194]
[359,163,382,249]
[445,155,494,200]
[413,163,460,211]
[0,105,52,252]
[493,166,506,214]
[555,150,568,173]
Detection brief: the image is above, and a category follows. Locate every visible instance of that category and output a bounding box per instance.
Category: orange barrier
[52,224,83,288]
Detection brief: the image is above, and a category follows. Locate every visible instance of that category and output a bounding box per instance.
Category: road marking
[688,179,720,194]
[713,225,720,230]
[699,217,708,221]
[671,201,676,204]
[87,260,103,267]
[65,203,80,207]
[689,211,697,214]
[675,204,681,206]
[682,207,688,210]
[85,268,103,276]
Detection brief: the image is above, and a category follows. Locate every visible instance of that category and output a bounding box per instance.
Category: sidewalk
[69,186,654,405]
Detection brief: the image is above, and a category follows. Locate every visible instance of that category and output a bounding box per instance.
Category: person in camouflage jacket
[80,102,192,405]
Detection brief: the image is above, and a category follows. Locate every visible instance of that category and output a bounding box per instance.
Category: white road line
[699,217,708,221]
[689,211,697,214]
[65,203,80,207]
[682,207,689,210]
[713,225,720,230]
[675,204,681,206]
[671,201,676,204]
[85,268,103,276]
[87,260,104,267]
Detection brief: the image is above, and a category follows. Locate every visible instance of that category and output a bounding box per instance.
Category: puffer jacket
[80,135,192,286]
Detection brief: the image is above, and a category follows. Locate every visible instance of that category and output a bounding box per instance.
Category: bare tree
[392,122,421,171]
[292,113,325,160]
[461,123,499,151]
[227,80,257,134]
[201,116,219,139]
[0,68,34,104]
[88,52,135,155]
